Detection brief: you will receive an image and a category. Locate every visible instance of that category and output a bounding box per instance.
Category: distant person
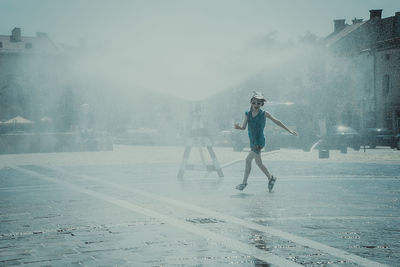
[234,92,297,192]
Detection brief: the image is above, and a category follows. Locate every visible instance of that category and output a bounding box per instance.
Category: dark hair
[250,97,265,106]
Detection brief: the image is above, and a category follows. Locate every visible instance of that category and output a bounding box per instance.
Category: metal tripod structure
[177,105,224,179]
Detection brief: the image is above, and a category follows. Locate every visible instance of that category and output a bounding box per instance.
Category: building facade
[0,27,63,123]
[325,10,400,133]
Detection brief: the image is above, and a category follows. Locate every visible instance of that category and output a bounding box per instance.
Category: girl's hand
[289,130,298,136]
[234,123,242,130]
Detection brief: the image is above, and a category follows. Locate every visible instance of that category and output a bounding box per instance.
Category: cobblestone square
[1,145,399,266]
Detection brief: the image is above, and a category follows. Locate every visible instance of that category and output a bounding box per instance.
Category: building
[325,10,400,133]
[0,27,62,123]
[0,27,59,54]
[0,28,116,152]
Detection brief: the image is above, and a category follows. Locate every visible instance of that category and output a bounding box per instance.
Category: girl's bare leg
[254,153,272,180]
[241,152,255,184]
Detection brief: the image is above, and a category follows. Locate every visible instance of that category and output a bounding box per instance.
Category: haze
[1,0,399,100]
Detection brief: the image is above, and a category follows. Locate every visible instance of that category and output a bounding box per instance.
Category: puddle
[186,217,225,224]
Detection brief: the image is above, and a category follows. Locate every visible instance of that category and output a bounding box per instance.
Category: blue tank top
[245,109,266,148]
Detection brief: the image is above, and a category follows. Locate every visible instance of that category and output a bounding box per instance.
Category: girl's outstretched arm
[234,115,248,130]
[264,111,297,135]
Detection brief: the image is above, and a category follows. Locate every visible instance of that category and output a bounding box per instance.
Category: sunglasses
[251,101,263,105]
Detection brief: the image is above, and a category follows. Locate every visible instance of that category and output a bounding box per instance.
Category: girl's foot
[268,176,276,192]
[236,183,247,191]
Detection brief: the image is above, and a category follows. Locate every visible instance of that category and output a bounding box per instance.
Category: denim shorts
[251,145,264,154]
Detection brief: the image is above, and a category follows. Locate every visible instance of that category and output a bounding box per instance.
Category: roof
[0,33,59,55]
[325,14,400,50]
[324,21,366,47]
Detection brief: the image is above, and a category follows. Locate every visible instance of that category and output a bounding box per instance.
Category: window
[364,80,371,96]
[382,74,390,96]
[384,108,392,130]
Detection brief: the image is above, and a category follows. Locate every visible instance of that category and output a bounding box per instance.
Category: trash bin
[319,149,329,159]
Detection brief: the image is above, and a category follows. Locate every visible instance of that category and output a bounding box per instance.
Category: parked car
[323,125,361,151]
[361,128,396,149]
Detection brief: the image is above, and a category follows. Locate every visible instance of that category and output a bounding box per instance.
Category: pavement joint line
[0,212,30,218]
[0,184,61,191]
[9,165,301,267]
[34,165,387,267]
[0,221,163,239]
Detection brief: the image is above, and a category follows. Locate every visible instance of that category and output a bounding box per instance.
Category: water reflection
[250,230,271,266]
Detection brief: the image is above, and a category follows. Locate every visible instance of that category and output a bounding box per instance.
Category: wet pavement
[0,146,399,266]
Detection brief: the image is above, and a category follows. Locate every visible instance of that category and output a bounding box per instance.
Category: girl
[234,92,297,192]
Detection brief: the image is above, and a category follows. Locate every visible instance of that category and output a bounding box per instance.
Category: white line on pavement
[220,151,280,168]
[42,165,387,267]
[281,176,400,181]
[221,176,400,182]
[220,159,243,168]
[248,216,400,221]
[11,165,301,267]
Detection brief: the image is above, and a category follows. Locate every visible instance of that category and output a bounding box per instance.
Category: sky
[1,0,399,100]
